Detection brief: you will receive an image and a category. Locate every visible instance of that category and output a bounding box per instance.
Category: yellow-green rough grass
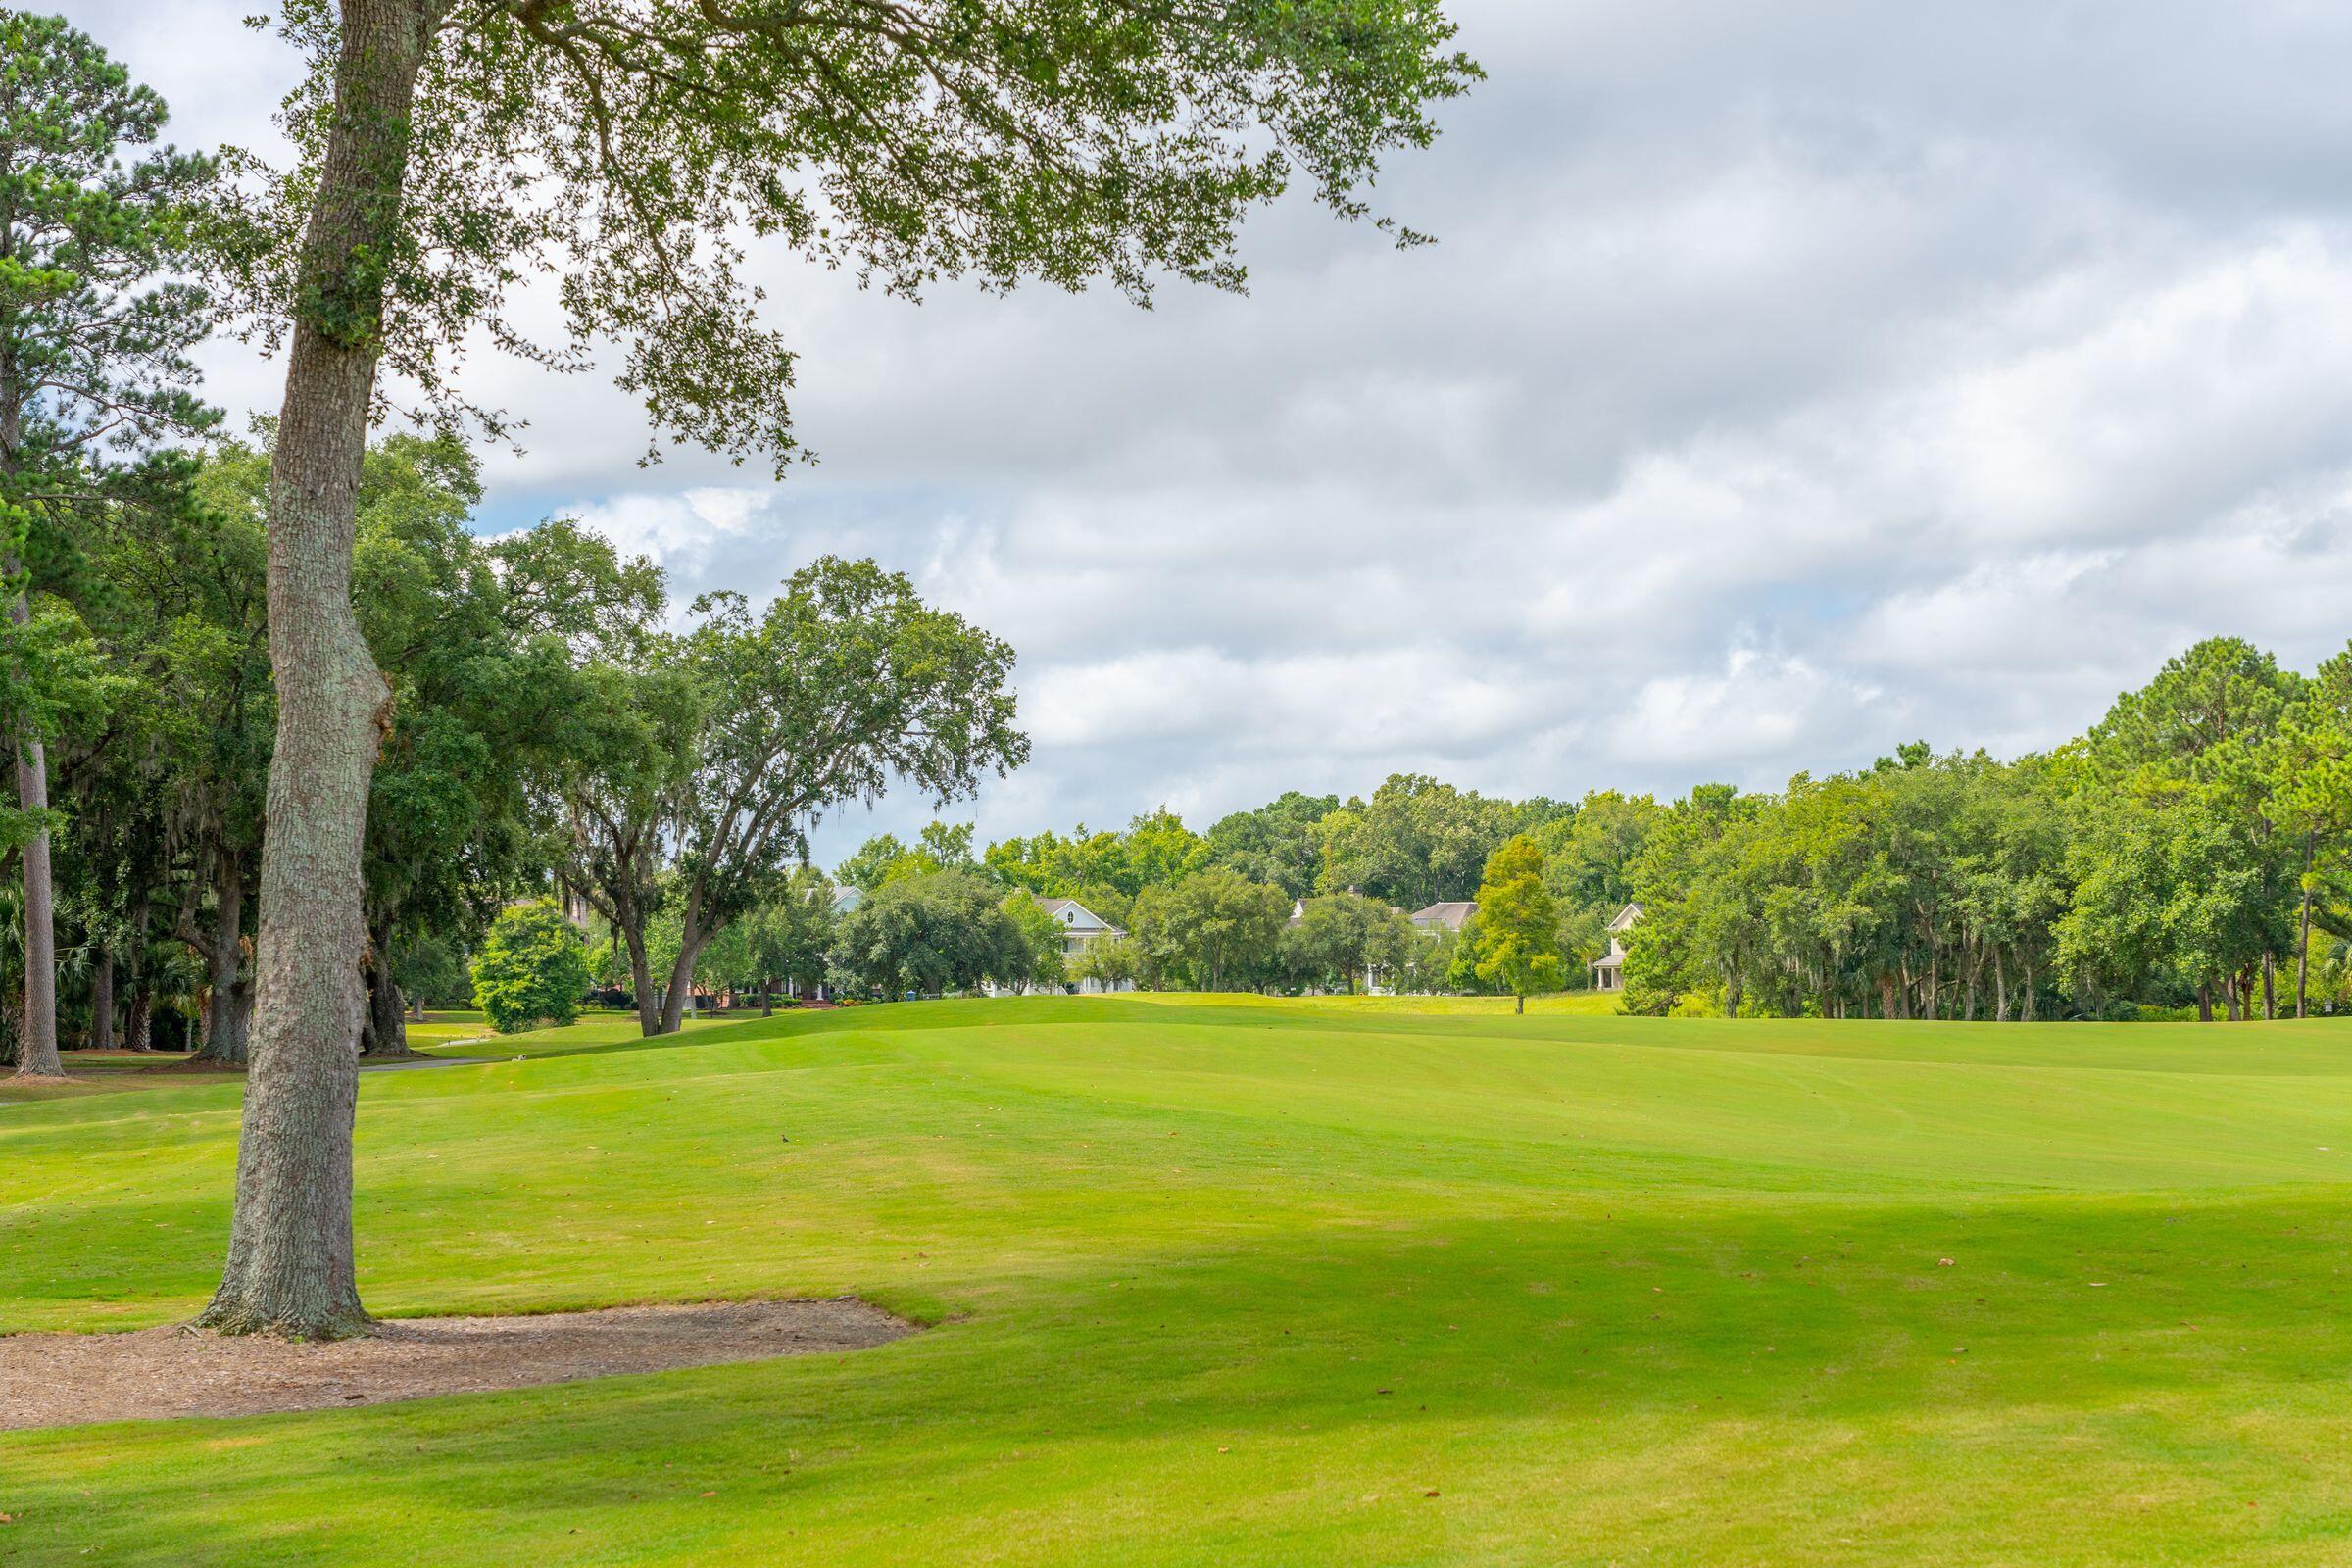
[4,998,2352,1565]
[403,1009,734,1056]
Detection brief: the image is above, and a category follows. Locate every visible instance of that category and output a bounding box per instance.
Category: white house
[1592,902,1643,992]
[1035,896,1134,994]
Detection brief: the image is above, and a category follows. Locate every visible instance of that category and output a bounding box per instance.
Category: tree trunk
[364,966,407,1056]
[122,896,154,1050]
[2297,874,2316,1020]
[10,675,59,1077]
[360,918,409,1057]
[657,923,710,1036]
[126,984,153,1053]
[2022,964,2036,1022]
[624,919,659,1035]
[2198,983,2214,1023]
[194,854,249,1065]
[1994,949,2008,1023]
[2261,952,2277,1021]
[1514,990,1525,1015]
[90,947,115,1051]
[760,978,773,1017]
[200,0,436,1341]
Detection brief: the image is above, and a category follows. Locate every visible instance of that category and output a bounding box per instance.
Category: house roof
[1036,896,1121,936]
[1408,900,1478,931]
[1606,902,1645,933]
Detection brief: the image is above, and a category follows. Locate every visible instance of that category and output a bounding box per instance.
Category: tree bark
[9,600,59,1077]
[193,853,249,1065]
[2198,983,2214,1024]
[2297,872,2316,1020]
[657,922,710,1036]
[364,962,408,1056]
[200,0,437,1341]
[122,896,154,1050]
[2261,952,2277,1021]
[90,946,114,1051]
[1993,949,2008,1023]
[126,983,153,1054]
[623,917,660,1035]
[360,917,410,1057]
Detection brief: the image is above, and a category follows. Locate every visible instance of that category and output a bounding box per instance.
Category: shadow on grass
[8,1187,2351,1566]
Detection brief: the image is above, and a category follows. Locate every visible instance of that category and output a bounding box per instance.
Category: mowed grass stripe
[5,1000,2352,1565]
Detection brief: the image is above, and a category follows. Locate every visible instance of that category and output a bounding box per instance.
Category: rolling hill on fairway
[6,998,2352,1565]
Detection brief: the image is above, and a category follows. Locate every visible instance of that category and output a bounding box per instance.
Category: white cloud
[74,0,2352,862]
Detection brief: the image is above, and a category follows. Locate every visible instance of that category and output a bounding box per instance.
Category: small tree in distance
[1070,937,1141,994]
[1471,837,1565,1015]
[469,901,592,1035]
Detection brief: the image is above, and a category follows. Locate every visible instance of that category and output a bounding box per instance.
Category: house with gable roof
[1033,895,1134,994]
[1592,902,1643,993]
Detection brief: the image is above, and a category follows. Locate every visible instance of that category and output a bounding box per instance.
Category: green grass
[4,998,2352,1565]
[404,1009,492,1050]
[405,1009,732,1056]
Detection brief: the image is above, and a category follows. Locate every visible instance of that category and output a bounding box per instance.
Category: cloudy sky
[76,2,2352,861]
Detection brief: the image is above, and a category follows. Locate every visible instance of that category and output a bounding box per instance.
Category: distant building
[1036,896,1133,994]
[1408,901,1477,936]
[1592,903,1643,992]
[1037,896,1122,955]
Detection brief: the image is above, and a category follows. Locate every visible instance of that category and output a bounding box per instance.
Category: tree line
[807,637,2352,1023]
[1622,640,2352,1023]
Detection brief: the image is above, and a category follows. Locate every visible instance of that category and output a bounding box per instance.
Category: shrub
[469,900,593,1034]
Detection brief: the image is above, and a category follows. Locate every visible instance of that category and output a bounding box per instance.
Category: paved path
[358,1055,496,1073]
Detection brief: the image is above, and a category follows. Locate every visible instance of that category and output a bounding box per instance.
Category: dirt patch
[0,1298,916,1432]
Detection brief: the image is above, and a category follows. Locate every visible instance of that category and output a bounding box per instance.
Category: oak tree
[208,0,1475,1335]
